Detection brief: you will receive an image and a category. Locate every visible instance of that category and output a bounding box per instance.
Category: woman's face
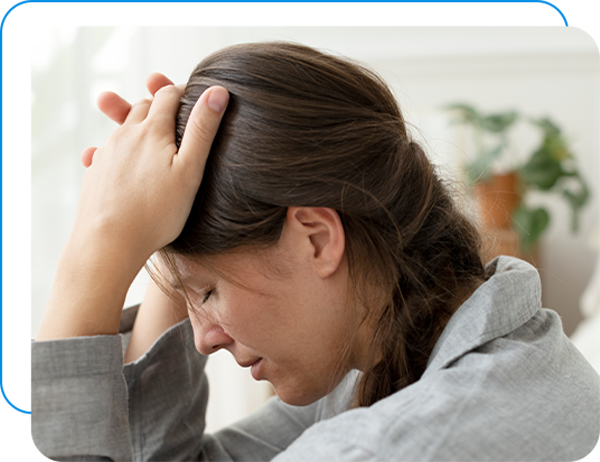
[172,230,368,406]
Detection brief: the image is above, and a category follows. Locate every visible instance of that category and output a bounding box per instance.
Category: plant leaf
[519,147,565,190]
[513,206,550,251]
[443,103,482,127]
[481,111,519,133]
[464,144,504,184]
[530,117,561,137]
[561,172,590,232]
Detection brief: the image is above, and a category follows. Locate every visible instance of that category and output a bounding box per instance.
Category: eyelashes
[202,290,213,304]
[168,280,214,306]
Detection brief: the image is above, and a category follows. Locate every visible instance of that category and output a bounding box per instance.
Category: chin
[272,382,329,407]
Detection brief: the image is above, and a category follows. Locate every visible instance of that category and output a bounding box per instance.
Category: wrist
[63,229,148,284]
[67,213,155,271]
[36,235,147,341]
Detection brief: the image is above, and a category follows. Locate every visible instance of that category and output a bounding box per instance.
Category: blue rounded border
[0,0,569,461]
[0,27,46,461]
[1,0,570,27]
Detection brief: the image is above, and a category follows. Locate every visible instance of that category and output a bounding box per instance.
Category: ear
[285,207,345,278]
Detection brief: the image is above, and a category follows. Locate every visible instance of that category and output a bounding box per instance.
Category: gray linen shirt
[32,256,600,461]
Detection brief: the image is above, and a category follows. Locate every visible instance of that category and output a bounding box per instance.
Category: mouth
[235,357,264,380]
[250,358,263,380]
[237,358,261,368]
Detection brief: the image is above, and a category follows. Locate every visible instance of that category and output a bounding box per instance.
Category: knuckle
[110,123,129,139]
[132,97,152,108]
[143,116,165,134]
[155,85,179,99]
[190,118,215,143]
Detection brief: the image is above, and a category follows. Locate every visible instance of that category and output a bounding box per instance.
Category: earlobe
[289,207,346,278]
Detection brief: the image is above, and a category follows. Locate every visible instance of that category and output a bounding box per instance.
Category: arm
[36,81,229,342]
[32,76,326,461]
[124,275,188,363]
[32,75,229,461]
[33,308,324,462]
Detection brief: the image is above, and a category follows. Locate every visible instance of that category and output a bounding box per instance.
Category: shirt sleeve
[31,306,322,462]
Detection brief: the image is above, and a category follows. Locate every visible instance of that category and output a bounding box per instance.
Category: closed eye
[202,290,213,304]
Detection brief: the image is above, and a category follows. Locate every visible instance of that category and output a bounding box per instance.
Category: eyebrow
[167,276,214,294]
[168,280,183,291]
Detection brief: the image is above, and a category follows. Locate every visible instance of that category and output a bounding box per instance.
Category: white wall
[32,27,599,430]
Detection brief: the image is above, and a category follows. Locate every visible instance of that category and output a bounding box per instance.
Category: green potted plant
[444,103,589,252]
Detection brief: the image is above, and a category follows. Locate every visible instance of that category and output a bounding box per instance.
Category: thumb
[177,86,229,175]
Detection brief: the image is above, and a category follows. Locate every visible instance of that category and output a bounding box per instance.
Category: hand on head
[80,73,180,167]
[73,74,229,267]
[37,73,228,341]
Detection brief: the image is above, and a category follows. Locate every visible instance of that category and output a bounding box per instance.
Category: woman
[33,42,599,461]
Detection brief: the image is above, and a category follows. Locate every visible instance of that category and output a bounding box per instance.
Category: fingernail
[207,87,229,113]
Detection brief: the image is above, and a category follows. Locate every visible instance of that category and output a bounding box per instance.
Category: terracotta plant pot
[475,172,521,229]
[475,172,539,267]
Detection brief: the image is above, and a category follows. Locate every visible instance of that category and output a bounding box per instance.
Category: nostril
[191,321,235,356]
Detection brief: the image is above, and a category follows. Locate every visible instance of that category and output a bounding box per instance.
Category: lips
[250,358,263,380]
[237,358,262,369]
[235,357,264,380]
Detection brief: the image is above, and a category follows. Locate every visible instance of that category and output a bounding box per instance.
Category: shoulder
[276,307,599,462]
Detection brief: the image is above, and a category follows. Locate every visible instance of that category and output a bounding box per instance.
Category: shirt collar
[424,256,542,375]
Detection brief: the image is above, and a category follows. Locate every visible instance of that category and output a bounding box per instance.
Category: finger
[124,98,153,125]
[80,146,97,168]
[97,91,132,125]
[146,85,184,129]
[177,86,229,174]
[146,73,186,97]
[146,73,175,96]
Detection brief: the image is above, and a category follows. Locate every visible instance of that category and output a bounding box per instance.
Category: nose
[193,322,235,356]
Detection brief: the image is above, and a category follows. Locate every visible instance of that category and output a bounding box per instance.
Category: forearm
[32,80,228,461]
[36,85,227,342]
[36,233,144,341]
[124,274,189,363]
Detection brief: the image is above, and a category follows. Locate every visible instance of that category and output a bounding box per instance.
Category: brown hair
[163,42,486,407]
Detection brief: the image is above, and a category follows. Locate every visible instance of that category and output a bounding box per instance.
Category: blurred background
[32,27,599,432]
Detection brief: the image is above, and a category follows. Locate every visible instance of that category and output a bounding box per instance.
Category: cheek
[213,288,283,342]
[230,293,286,341]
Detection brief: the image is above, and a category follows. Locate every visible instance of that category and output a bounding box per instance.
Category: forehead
[168,247,289,288]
